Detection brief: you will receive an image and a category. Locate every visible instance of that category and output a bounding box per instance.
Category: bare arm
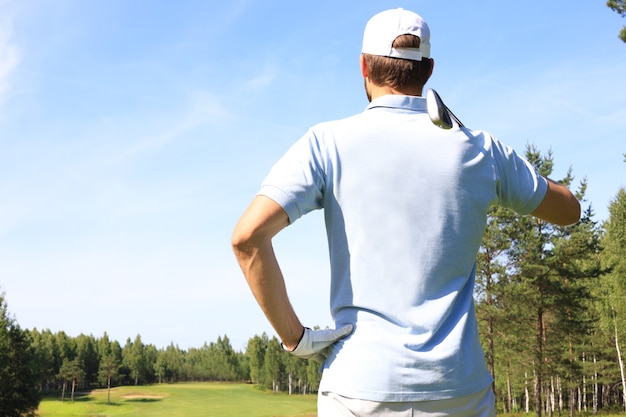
[231,195,305,350]
[531,178,581,226]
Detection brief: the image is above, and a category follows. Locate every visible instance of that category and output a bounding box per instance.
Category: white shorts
[317,387,496,417]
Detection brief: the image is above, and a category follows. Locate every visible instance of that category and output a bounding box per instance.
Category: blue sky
[1,0,625,351]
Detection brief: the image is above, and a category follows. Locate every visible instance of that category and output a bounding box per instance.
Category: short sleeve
[258,128,326,224]
[490,137,548,215]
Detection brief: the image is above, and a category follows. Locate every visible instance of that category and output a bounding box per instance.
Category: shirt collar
[366,94,427,113]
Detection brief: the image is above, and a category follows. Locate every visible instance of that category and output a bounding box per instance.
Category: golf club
[426,88,464,129]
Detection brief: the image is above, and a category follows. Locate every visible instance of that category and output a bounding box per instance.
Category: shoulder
[462,128,519,163]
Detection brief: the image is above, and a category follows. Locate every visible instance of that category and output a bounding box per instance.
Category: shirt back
[259,95,547,401]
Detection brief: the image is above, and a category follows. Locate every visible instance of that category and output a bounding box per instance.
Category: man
[232,8,580,417]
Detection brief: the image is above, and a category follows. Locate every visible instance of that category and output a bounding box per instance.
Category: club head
[426,88,453,130]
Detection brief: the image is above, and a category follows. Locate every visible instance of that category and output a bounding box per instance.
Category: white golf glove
[283,324,353,363]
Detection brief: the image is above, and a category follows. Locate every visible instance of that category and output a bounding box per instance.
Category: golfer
[232,8,580,417]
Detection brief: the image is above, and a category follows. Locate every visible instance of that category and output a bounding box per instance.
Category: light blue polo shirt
[259,95,547,402]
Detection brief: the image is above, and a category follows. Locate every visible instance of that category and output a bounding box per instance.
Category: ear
[360,54,369,78]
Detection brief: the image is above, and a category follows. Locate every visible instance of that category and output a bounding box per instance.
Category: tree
[476,203,540,413]
[75,334,99,387]
[215,335,239,381]
[475,204,517,409]
[500,146,566,417]
[547,204,604,417]
[95,331,122,399]
[264,337,284,392]
[58,357,84,402]
[283,350,300,395]
[154,343,184,383]
[54,330,76,387]
[29,328,59,393]
[607,0,626,42]
[305,357,322,393]
[143,343,158,383]
[246,333,268,384]
[154,350,168,383]
[599,187,626,411]
[123,335,147,385]
[476,145,599,416]
[98,354,120,403]
[0,292,40,417]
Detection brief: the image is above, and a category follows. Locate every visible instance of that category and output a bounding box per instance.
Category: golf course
[37,383,317,417]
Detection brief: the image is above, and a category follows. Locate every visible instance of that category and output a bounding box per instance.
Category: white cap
[361,8,431,61]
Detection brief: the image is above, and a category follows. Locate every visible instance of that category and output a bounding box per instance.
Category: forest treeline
[2,147,626,417]
[26,329,319,397]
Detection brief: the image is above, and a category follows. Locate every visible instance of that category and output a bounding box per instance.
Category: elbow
[231,222,267,263]
[231,226,253,261]
[566,199,582,226]
[232,196,288,261]
[554,198,582,227]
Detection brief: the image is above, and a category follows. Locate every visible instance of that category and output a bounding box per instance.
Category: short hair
[363,34,433,91]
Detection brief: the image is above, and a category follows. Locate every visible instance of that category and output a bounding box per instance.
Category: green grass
[39,385,626,417]
[38,383,317,417]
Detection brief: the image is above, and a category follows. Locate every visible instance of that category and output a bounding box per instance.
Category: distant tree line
[2,147,625,417]
[1,292,323,415]
[25,329,319,401]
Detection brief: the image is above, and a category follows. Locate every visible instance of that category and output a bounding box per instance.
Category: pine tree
[599,188,626,411]
[478,145,596,416]
[475,204,517,410]
[123,335,146,385]
[58,357,84,402]
[98,354,120,403]
[547,203,603,417]
[0,292,40,417]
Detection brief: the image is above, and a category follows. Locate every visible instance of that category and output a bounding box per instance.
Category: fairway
[38,383,317,417]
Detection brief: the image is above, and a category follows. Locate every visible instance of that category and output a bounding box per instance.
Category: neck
[367,81,423,101]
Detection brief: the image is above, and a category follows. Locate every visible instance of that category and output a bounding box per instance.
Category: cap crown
[361,8,431,61]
